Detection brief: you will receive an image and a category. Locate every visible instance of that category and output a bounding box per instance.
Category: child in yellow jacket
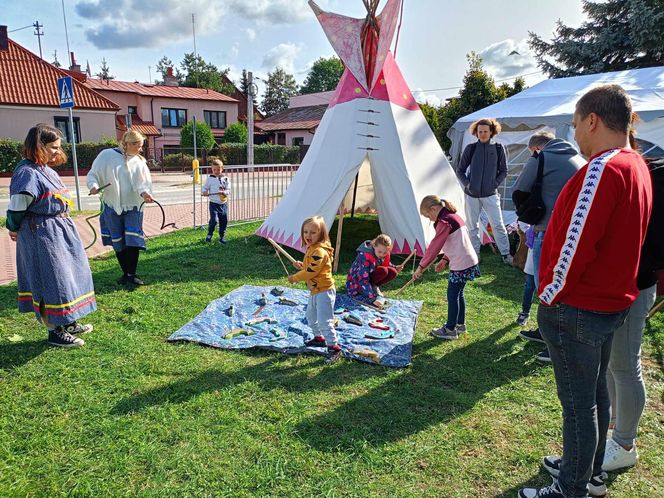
[288,215,340,363]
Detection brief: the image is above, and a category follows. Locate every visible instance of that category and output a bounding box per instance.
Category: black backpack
[512,152,547,224]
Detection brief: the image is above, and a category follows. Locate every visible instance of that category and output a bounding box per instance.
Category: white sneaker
[602,438,638,472]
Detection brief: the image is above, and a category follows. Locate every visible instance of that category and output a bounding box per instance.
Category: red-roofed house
[256,91,333,146]
[0,37,119,144]
[85,75,239,157]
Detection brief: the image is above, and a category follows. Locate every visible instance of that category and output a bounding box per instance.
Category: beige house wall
[0,106,117,142]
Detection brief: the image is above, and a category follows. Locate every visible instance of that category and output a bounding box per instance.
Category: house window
[54,116,81,144]
[291,137,304,146]
[128,106,137,115]
[204,110,227,129]
[277,133,286,145]
[161,108,187,127]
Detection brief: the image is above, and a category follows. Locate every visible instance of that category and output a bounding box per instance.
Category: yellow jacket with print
[291,242,335,294]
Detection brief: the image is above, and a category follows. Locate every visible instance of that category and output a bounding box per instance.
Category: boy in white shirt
[201,159,230,244]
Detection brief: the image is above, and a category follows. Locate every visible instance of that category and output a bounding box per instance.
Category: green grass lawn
[1,216,662,497]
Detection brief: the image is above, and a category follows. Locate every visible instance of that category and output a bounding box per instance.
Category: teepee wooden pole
[332,205,345,273]
[400,251,416,268]
[267,238,297,265]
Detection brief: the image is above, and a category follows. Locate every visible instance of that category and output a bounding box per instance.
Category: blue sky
[4,0,586,106]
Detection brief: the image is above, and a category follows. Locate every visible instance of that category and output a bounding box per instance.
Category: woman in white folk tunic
[87,129,154,286]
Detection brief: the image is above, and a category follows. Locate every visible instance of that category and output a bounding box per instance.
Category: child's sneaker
[62,322,93,335]
[304,335,326,348]
[602,438,638,472]
[455,324,467,335]
[516,312,530,326]
[219,238,227,245]
[48,328,85,348]
[502,254,514,266]
[431,326,458,340]
[325,345,342,364]
[205,234,212,243]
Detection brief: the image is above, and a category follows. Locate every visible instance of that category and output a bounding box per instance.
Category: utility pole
[247,71,256,170]
[33,21,43,59]
[192,13,199,88]
[61,0,72,66]
[148,65,152,83]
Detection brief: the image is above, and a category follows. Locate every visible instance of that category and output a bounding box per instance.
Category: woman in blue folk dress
[6,124,96,348]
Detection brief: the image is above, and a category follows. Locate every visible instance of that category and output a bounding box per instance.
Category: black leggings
[115,246,140,276]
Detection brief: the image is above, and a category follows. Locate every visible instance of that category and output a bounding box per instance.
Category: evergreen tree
[177,53,235,96]
[299,56,344,94]
[529,0,664,77]
[260,68,299,117]
[96,58,115,80]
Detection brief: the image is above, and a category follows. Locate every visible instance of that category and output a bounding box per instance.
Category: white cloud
[413,89,442,107]
[229,42,240,59]
[261,42,302,74]
[478,38,539,81]
[228,0,312,24]
[76,0,314,49]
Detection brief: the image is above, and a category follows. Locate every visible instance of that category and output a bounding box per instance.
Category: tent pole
[333,205,345,273]
[350,172,359,218]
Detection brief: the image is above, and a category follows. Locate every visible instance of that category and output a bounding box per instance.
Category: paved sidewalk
[1,202,203,286]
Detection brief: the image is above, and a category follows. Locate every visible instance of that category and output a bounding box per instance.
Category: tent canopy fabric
[448,66,664,166]
[256,0,463,255]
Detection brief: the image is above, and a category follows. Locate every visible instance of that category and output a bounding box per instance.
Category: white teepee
[256,0,463,255]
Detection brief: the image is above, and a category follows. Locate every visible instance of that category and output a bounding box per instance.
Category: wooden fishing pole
[395,256,443,296]
[267,237,297,265]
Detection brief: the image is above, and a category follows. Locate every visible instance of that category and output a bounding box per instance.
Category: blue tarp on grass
[168,285,422,367]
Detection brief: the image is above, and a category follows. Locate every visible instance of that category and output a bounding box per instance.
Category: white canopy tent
[256,0,463,257]
[447,66,664,209]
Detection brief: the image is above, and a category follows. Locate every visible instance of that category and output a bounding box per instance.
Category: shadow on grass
[0,339,48,372]
[112,323,540,453]
[293,323,540,452]
[110,349,386,416]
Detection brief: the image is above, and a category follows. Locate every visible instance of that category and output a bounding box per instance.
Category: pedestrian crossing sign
[57,76,75,108]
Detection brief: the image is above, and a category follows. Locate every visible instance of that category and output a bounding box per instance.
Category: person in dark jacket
[513,131,585,362]
[455,118,512,264]
[604,156,664,473]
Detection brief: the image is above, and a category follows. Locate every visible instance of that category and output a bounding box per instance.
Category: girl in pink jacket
[414,195,480,340]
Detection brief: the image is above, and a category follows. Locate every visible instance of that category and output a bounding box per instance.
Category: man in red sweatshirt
[519,85,653,498]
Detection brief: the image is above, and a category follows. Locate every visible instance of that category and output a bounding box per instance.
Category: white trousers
[464,193,510,256]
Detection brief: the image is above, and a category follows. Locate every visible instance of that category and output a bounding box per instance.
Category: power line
[9,24,33,33]
[412,70,544,94]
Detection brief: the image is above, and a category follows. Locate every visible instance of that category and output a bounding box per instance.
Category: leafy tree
[96,58,115,80]
[529,0,664,77]
[299,56,344,94]
[419,53,525,152]
[221,122,248,144]
[419,103,440,140]
[260,68,299,117]
[180,120,216,151]
[180,53,235,96]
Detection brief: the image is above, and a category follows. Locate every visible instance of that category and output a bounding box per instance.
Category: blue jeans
[207,202,228,239]
[521,273,536,315]
[538,303,628,497]
[445,281,466,329]
[532,231,545,288]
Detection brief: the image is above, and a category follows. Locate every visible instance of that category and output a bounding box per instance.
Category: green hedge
[214,143,300,165]
[162,153,195,170]
[0,139,23,173]
[0,139,119,173]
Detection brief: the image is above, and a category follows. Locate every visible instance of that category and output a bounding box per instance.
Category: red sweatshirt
[538,148,652,312]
